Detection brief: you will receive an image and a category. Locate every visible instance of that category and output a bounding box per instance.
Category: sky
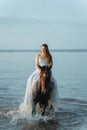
[0,0,87,49]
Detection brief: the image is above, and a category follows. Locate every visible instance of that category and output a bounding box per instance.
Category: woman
[21,44,58,114]
[36,44,53,74]
[36,44,53,93]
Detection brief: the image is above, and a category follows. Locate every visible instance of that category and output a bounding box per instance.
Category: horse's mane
[40,68,51,93]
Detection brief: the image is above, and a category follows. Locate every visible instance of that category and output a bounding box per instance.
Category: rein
[38,65,51,72]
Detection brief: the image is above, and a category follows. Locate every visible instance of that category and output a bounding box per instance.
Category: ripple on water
[0,98,87,130]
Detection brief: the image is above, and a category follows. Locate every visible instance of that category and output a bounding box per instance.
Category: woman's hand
[37,69,41,74]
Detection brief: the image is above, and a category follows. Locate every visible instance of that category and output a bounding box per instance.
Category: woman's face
[41,46,46,54]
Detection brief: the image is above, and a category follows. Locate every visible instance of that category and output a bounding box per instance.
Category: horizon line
[0,49,87,53]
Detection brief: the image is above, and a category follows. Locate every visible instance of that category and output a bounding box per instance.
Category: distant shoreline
[0,49,87,53]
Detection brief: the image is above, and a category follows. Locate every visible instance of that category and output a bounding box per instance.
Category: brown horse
[32,66,53,116]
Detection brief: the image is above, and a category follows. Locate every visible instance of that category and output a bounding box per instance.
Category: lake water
[0,51,87,130]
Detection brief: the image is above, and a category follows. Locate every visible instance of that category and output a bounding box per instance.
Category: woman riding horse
[23,44,58,116]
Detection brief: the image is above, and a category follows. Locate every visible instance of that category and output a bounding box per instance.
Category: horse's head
[40,67,51,93]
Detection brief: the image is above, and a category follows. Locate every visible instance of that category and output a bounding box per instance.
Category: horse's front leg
[48,99,53,109]
[42,105,46,116]
[32,100,37,116]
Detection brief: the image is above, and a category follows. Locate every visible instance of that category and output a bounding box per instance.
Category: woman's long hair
[41,43,52,65]
[41,43,49,54]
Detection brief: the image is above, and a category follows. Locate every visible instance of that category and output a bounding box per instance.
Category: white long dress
[19,57,58,115]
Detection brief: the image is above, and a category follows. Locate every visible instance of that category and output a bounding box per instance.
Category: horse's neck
[33,79,40,91]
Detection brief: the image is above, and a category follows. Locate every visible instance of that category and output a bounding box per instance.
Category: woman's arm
[35,54,41,73]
